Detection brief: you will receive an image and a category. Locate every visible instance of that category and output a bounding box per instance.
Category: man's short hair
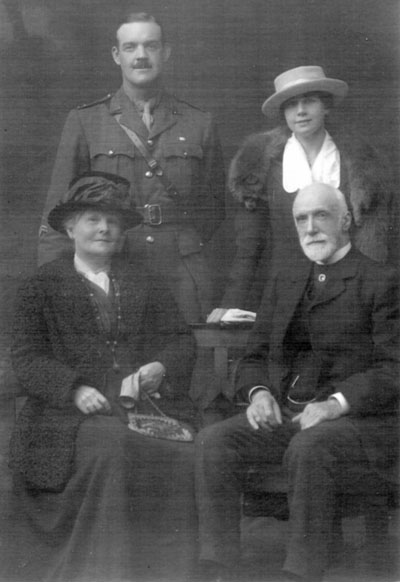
[114,11,166,45]
[294,183,350,217]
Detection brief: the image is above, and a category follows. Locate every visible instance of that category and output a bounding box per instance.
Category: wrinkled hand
[246,390,282,431]
[74,385,111,415]
[292,399,342,430]
[137,361,166,397]
[206,308,228,324]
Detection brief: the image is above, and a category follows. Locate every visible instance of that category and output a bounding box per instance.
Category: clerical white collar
[74,255,110,294]
[282,131,340,193]
[316,242,352,265]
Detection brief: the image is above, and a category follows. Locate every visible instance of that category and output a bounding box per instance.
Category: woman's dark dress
[6,256,197,582]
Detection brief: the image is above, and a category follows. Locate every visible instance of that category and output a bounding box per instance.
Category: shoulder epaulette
[76,93,113,110]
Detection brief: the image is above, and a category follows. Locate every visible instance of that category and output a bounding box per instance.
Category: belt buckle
[144,204,162,225]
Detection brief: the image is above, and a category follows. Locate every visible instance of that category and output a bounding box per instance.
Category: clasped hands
[247,390,342,431]
[74,361,166,415]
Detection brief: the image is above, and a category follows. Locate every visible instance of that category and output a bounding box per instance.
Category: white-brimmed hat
[262,66,348,118]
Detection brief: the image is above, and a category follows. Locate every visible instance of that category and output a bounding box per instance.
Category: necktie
[142,101,153,131]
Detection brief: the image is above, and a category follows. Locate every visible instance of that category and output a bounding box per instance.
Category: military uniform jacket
[38,88,225,265]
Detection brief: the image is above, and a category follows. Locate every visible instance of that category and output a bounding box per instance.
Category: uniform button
[108,149,114,156]
[145,170,154,178]
[183,151,188,158]
[318,274,326,282]
[146,236,155,244]
[147,139,154,147]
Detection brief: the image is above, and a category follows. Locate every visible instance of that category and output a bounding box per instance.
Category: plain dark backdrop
[0,0,399,394]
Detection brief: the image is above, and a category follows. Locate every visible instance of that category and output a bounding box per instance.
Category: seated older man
[195,183,399,582]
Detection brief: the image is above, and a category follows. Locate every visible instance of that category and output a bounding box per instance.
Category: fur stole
[228,126,393,262]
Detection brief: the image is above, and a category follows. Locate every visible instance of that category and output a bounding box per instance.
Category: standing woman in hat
[208,66,394,322]
[6,173,197,582]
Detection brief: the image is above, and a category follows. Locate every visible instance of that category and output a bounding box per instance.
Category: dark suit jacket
[10,256,196,491]
[237,248,399,476]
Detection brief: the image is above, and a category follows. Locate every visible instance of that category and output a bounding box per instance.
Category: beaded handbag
[127,391,194,442]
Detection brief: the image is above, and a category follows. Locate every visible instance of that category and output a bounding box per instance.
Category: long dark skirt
[5,415,197,582]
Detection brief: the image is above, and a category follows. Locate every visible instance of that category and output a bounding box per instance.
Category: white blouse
[282,131,340,193]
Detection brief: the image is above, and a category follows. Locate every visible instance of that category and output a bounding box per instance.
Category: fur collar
[228,126,392,262]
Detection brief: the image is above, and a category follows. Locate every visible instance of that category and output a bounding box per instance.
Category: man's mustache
[304,237,326,244]
[132,61,151,69]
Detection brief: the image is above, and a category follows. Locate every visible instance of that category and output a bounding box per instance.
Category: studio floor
[0,396,398,582]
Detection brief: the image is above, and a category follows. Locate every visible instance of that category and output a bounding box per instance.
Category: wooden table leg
[214,346,229,379]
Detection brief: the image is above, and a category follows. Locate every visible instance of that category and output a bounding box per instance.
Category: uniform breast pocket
[163,142,204,194]
[89,143,136,177]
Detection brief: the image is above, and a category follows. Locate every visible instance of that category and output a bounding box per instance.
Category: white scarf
[282,131,340,193]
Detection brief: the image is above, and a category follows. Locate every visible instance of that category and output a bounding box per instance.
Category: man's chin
[302,244,330,263]
[130,72,157,86]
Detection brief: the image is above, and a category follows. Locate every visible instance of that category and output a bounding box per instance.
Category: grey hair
[294,183,349,217]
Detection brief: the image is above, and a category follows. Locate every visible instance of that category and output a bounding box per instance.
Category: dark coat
[37,88,226,321]
[10,256,196,491]
[223,127,396,310]
[236,247,399,476]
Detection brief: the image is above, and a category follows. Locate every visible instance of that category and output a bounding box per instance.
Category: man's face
[283,93,328,139]
[112,21,171,90]
[293,186,351,264]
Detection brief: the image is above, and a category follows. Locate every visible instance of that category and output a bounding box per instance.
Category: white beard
[301,239,336,264]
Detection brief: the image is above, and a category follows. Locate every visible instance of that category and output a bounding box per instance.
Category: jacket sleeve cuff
[248,385,270,403]
[329,392,350,414]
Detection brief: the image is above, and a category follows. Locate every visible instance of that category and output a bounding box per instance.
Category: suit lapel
[310,277,346,308]
[109,89,179,142]
[110,88,149,140]
[273,260,312,345]
[148,93,179,139]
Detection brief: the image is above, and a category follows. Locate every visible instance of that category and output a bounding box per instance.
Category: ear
[65,219,75,240]
[342,210,352,231]
[66,227,75,240]
[112,46,121,66]
[162,43,171,63]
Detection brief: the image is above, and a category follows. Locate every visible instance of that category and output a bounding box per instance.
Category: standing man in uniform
[38,11,225,323]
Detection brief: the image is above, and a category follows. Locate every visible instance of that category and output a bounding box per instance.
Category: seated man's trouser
[195,409,393,581]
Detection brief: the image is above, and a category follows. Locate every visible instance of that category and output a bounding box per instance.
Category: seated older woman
[7,173,197,582]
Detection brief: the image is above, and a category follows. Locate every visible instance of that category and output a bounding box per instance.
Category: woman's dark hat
[48,172,143,233]
[261,66,348,119]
